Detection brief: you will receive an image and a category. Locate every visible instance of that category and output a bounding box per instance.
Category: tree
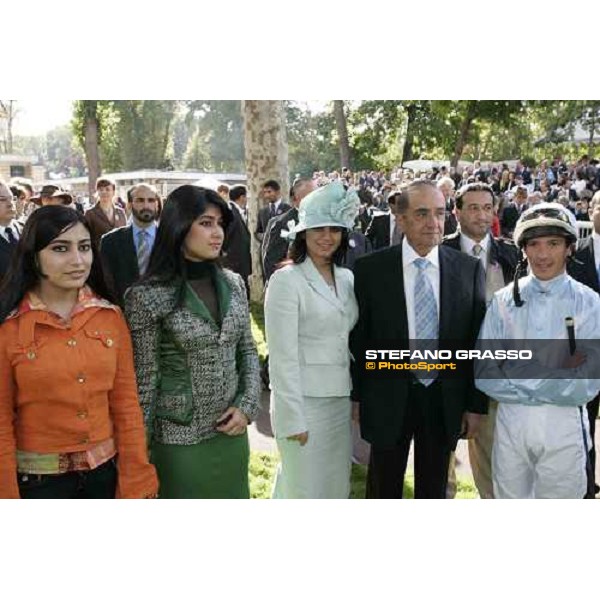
[72,101,103,197]
[333,100,352,169]
[285,102,339,176]
[0,100,18,154]
[182,130,212,170]
[242,100,289,301]
[112,101,179,170]
[183,101,245,172]
[430,101,526,167]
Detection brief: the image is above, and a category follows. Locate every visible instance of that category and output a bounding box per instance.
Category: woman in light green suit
[265,182,360,498]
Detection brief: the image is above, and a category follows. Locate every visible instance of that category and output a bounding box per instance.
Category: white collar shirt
[402,237,440,340]
[460,232,491,271]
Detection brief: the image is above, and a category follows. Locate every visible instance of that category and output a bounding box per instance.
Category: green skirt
[151,432,250,499]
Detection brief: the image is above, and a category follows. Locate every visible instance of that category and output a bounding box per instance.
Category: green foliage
[285,101,340,176]
[182,101,245,172]
[250,301,268,362]
[112,100,178,170]
[72,100,179,174]
[249,451,278,499]
[249,452,478,499]
[13,125,86,177]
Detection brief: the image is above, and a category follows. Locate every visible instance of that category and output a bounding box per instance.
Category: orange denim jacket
[0,290,158,498]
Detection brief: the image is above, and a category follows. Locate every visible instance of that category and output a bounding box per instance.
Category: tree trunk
[402,103,418,163]
[83,101,102,199]
[451,101,477,168]
[333,100,352,169]
[242,100,290,303]
[0,100,17,154]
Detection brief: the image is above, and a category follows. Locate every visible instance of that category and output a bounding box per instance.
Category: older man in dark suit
[0,180,23,281]
[351,180,487,498]
[100,183,160,306]
[442,182,518,499]
[568,190,600,497]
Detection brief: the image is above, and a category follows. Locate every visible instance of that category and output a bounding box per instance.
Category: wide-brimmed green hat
[282,181,360,240]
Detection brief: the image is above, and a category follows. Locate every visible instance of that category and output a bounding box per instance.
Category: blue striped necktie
[137,229,151,275]
[413,257,438,386]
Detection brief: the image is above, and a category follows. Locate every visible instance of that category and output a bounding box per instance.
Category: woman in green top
[124,185,261,498]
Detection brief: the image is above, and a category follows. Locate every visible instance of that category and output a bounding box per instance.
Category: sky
[12,99,74,137]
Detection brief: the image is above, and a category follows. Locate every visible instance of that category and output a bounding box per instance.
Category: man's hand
[461,412,483,439]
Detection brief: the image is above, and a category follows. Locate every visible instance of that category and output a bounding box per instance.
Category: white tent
[402,159,473,171]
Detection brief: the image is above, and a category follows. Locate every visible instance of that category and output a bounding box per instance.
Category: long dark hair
[287,228,350,266]
[139,184,233,285]
[0,206,116,323]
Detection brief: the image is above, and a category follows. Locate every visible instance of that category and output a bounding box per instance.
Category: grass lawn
[249,451,478,499]
[250,301,268,362]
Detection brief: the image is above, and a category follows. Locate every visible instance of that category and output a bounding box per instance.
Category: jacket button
[77,374,86,383]
[67,339,77,347]
[105,338,113,347]
[77,411,88,419]
[81,437,89,444]
[26,351,36,360]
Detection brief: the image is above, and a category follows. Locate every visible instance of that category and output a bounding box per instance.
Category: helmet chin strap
[512,254,528,307]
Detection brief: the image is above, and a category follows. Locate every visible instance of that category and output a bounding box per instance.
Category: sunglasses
[521,207,571,224]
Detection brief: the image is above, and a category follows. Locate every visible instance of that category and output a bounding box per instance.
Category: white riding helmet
[513,202,577,248]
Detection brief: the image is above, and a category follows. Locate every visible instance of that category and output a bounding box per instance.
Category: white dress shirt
[0,221,19,243]
[389,213,399,246]
[460,232,491,271]
[592,231,600,273]
[402,237,440,340]
[230,200,247,224]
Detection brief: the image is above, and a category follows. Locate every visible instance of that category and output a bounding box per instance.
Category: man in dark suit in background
[100,183,160,306]
[365,191,402,250]
[0,179,23,281]
[222,184,252,297]
[442,182,518,499]
[500,185,528,238]
[262,178,315,282]
[351,179,487,498]
[568,189,600,497]
[254,180,291,244]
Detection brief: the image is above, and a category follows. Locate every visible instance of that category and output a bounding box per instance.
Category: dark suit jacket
[99,225,141,307]
[350,243,487,448]
[0,221,23,282]
[442,231,519,285]
[255,201,291,241]
[262,206,297,282]
[222,202,252,283]
[365,213,392,250]
[568,235,600,293]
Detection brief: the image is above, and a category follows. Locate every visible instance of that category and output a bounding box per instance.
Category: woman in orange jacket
[0,206,158,499]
